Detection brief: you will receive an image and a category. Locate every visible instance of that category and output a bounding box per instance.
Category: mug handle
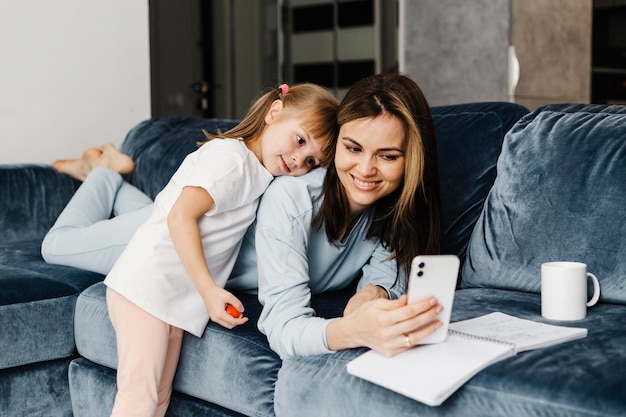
[587,272,601,307]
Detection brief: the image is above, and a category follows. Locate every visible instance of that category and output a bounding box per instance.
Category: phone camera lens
[419,262,425,268]
[417,271,424,277]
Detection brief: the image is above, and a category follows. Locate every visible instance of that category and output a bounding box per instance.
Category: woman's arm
[255,174,337,358]
[256,214,331,358]
[255,173,443,359]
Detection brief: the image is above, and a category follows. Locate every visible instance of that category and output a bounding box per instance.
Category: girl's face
[259,102,326,177]
[335,114,406,215]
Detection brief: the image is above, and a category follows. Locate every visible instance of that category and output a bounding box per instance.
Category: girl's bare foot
[92,143,135,174]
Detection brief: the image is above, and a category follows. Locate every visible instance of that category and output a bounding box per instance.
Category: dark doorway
[149,0,281,120]
[148,0,397,119]
[149,0,209,118]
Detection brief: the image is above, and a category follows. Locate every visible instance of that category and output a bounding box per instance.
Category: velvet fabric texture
[73,280,354,417]
[74,282,279,417]
[0,165,79,242]
[432,102,529,267]
[69,358,246,417]
[276,288,626,417]
[0,359,73,417]
[0,163,106,370]
[462,104,626,303]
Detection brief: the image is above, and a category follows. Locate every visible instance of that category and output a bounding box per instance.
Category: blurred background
[2,0,624,163]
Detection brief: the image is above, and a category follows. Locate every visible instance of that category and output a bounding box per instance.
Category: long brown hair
[315,73,442,276]
[203,83,339,167]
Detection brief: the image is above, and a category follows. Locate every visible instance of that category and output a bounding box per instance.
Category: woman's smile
[350,174,381,190]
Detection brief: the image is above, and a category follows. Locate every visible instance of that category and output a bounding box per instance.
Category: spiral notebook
[346,312,587,407]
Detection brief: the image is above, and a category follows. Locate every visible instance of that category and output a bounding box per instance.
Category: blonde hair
[315,73,442,275]
[203,83,339,167]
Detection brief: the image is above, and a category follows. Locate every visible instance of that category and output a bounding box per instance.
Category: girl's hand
[328,295,443,357]
[202,287,248,329]
[343,284,389,316]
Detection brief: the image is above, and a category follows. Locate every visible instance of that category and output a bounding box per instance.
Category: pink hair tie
[278,83,289,95]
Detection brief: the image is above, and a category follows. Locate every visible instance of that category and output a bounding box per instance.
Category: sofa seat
[73,282,278,417]
[72,281,352,417]
[4,102,545,416]
[0,239,103,370]
[68,357,248,417]
[0,238,103,416]
[275,288,626,417]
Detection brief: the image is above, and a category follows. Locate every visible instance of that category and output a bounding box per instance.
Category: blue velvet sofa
[2,101,625,417]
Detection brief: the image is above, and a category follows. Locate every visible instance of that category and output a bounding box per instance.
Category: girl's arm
[167,185,247,328]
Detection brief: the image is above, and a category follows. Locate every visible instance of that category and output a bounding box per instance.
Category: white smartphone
[407,254,460,344]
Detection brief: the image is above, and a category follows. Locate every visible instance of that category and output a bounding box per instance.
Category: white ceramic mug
[541,262,601,321]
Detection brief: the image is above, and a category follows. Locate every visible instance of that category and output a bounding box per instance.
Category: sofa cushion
[0,239,102,369]
[462,104,626,304]
[0,267,76,368]
[431,102,529,267]
[120,117,239,199]
[74,281,353,417]
[0,358,74,417]
[118,105,529,268]
[69,357,247,417]
[74,282,278,417]
[112,102,529,270]
[0,165,79,243]
[275,288,626,417]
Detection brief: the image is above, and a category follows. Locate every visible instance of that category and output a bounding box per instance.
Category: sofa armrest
[0,164,79,242]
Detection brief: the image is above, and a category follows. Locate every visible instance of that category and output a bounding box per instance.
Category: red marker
[226,304,241,318]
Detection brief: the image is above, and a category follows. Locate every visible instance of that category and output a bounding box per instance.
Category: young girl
[98,83,338,417]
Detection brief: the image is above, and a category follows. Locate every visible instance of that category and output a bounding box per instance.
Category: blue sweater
[227,168,403,358]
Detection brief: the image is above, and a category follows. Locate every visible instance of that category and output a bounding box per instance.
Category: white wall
[0,0,151,164]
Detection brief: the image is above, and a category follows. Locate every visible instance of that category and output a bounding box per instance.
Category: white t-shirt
[105,138,273,337]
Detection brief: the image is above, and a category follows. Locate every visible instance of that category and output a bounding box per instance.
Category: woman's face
[334,114,406,215]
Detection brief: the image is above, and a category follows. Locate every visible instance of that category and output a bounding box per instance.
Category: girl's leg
[155,328,185,417]
[107,288,184,417]
[41,167,153,275]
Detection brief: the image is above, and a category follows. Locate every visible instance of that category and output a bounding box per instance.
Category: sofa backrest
[462,104,626,305]
[119,104,530,271]
[431,102,530,267]
[120,116,239,199]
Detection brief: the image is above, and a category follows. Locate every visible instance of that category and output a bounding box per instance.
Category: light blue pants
[41,167,153,275]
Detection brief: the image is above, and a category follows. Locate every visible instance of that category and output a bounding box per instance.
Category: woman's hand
[327,294,443,357]
[343,284,389,316]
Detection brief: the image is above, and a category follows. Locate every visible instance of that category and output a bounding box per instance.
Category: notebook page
[346,331,514,407]
[448,312,588,353]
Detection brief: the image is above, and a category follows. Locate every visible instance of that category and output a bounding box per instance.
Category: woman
[228,72,444,359]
